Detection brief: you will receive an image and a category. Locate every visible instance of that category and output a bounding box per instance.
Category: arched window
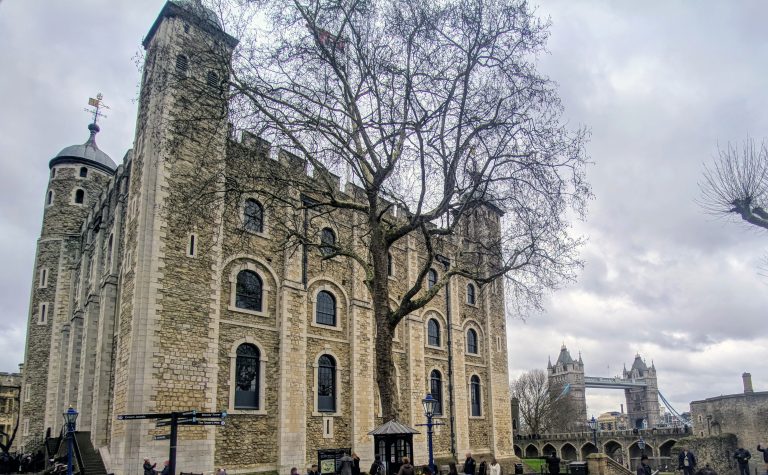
[320,228,336,256]
[46,190,53,206]
[79,167,88,178]
[235,270,263,312]
[467,329,478,354]
[387,252,393,276]
[467,283,476,305]
[74,189,85,204]
[244,199,264,233]
[235,343,260,409]
[470,375,481,416]
[176,54,188,74]
[316,291,336,326]
[427,268,437,289]
[427,318,440,347]
[430,370,443,416]
[318,354,336,412]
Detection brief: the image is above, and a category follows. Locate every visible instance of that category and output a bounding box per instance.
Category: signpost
[117,410,227,475]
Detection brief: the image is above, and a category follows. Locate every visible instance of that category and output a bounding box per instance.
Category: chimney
[742,372,754,394]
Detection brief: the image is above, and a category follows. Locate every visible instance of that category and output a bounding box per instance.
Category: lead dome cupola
[50,123,117,173]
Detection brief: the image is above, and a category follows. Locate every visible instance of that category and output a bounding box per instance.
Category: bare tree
[511,369,575,435]
[700,138,768,230]
[0,394,19,455]
[160,0,590,422]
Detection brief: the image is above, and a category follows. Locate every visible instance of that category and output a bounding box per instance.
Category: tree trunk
[370,209,401,422]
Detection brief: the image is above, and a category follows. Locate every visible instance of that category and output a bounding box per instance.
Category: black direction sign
[197,412,226,418]
[157,418,196,428]
[194,420,225,426]
[154,434,171,441]
[180,410,196,417]
[117,413,172,420]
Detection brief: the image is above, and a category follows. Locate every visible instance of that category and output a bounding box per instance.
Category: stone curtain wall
[672,435,739,475]
[691,392,768,458]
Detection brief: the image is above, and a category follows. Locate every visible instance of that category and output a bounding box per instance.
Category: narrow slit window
[46,190,53,206]
[39,268,48,288]
[74,189,85,204]
[176,54,189,74]
[39,303,48,324]
[188,234,196,257]
[207,71,219,88]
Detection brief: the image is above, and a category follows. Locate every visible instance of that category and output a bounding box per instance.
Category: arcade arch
[525,444,540,458]
[561,443,577,461]
[581,442,597,459]
[542,444,557,457]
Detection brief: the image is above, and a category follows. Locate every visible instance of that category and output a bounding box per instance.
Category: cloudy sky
[1,1,767,420]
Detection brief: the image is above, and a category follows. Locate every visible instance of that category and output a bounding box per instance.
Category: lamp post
[638,437,646,458]
[63,407,79,475]
[587,416,598,453]
[422,394,438,475]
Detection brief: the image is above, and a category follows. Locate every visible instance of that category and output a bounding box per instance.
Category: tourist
[340,453,355,475]
[160,460,171,475]
[464,453,477,475]
[478,457,487,475]
[546,454,561,475]
[144,457,157,475]
[449,462,459,475]
[309,464,322,475]
[397,457,415,475]
[678,448,696,475]
[757,445,768,474]
[489,458,502,475]
[217,468,229,475]
[291,467,301,475]
[370,456,385,475]
[353,453,362,475]
[637,455,651,475]
[734,448,751,475]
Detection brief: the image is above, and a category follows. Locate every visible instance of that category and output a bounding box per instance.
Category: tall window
[244,199,264,233]
[74,189,85,204]
[39,268,48,288]
[79,167,88,178]
[236,270,263,312]
[318,355,336,412]
[235,344,260,409]
[430,370,443,416]
[470,375,481,416]
[46,190,53,206]
[176,54,188,74]
[467,329,478,354]
[320,228,336,256]
[427,268,437,289]
[467,283,476,305]
[427,319,440,347]
[387,252,393,276]
[316,291,336,326]
[38,303,48,324]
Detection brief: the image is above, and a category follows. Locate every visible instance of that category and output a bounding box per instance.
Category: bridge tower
[622,354,661,428]
[547,344,587,431]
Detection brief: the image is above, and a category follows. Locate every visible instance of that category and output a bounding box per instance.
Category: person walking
[352,453,361,475]
[308,464,321,475]
[489,458,502,475]
[369,456,385,475]
[546,454,561,475]
[678,448,697,475]
[734,448,751,475]
[340,453,355,475]
[637,455,652,475]
[397,457,415,475]
[463,453,477,475]
[217,468,229,475]
[478,458,487,475]
[757,445,768,475]
[449,462,459,475]
[143,458,157,475]
[160,460,171,475]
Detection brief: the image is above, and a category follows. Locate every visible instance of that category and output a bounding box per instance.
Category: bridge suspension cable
[657,390,691,427]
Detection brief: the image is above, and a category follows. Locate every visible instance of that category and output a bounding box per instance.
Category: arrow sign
[194,420,225,426]
[180,410,196,417]
[156,418,196,428]
[197,412,227,418]
[154,434,170,441]
[118,413,172,420]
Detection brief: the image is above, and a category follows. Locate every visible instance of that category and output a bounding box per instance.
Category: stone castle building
[547,345,587,431]
[17,1,514,474]
[0,369,21,451]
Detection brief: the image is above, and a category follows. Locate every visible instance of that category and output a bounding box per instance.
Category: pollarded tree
[700,138,768,229]
[169,0,590,422]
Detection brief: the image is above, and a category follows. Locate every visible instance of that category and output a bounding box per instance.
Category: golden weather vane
[84,92,110,125]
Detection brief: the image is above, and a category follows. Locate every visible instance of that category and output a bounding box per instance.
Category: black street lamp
[422,394,439,475]
[637,437,646,458]
[587,416,598,452]
[63,407,79,475]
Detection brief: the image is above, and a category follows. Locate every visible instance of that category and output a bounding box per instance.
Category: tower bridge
[547,345,661,430]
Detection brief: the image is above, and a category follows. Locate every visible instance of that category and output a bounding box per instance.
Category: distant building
[0,369,22,451]
[690,373,768,450]
[596,411,628,431]
[547,345,587,432]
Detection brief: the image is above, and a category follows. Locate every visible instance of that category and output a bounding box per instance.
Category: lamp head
[63,406,79,425]
[638,437,645,450]
[587,416,597,430]
[422,394,437,418]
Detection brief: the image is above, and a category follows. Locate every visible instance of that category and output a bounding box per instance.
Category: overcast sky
[1,1,767,421]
